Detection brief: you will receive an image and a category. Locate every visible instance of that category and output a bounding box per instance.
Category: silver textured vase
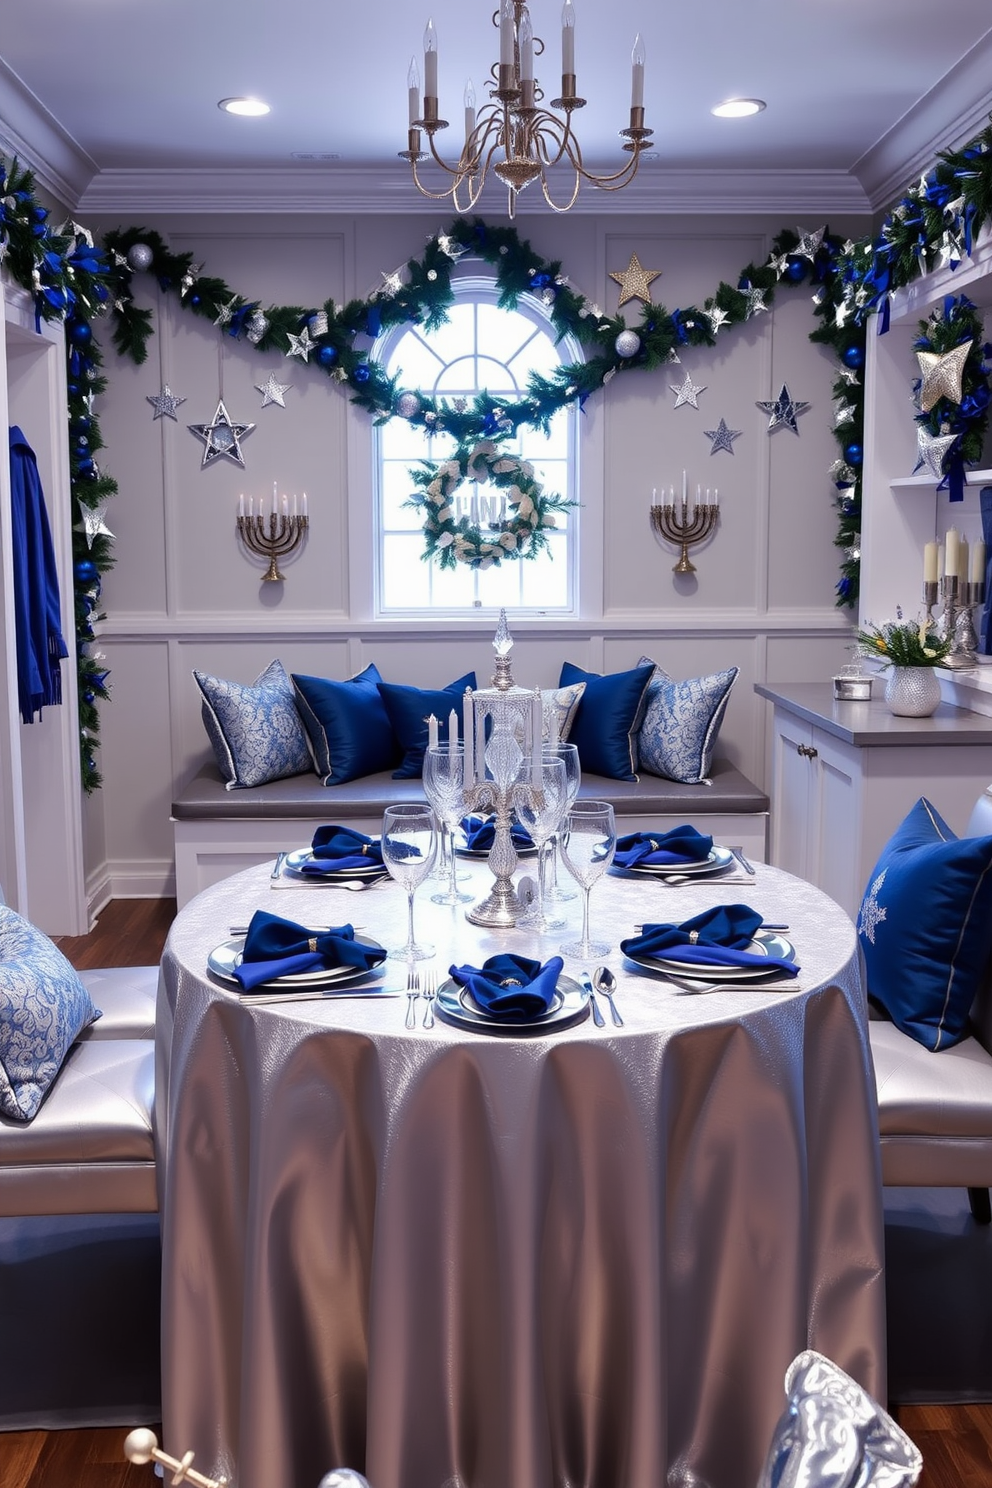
[884,665,941,718]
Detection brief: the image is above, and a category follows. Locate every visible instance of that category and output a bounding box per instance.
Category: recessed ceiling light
[711,98,766,119]
[218,97,271,117]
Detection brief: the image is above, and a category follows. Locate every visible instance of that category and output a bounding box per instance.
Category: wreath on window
[407,439,574,569]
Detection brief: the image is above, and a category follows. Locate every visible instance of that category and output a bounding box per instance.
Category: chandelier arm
[573,152,644,189]
[539,168,583,214]
[410,158,459,201]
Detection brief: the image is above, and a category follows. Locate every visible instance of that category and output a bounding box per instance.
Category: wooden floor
[1,897,990,1487]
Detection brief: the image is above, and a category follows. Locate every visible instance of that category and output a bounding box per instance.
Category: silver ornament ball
[615,329,641,359]
[317,1472,371,1488]
[395,391,421,420]
[126,243,154,272]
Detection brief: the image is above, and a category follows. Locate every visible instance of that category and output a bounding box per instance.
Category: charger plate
[283,847,385,881]
[208,932,386,989]
[626,930,796,983]
[455,831,538,860]
[621,845,735,879]
[435,973,588,1035]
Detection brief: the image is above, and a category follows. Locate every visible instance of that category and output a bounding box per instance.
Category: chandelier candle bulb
[464,81,476,142]
[424,19,438,101]
[519,9,534,83]
[500,0,515,67]
[408,58,421,124]
[561,0,575,74]
[630,33,645,110]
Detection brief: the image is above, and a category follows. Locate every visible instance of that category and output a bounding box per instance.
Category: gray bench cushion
[173,757,769,821]
[78,966,158,1041]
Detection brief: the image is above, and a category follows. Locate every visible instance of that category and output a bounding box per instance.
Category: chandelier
[401,0,651,217]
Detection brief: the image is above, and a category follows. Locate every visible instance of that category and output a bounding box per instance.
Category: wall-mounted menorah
[650,471,719,574]
[237,484,309,582]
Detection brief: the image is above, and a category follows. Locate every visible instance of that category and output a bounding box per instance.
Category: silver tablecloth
[156,857,885,1488]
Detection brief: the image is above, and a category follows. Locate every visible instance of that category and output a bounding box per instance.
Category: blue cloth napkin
[297,824,385,876]
[233,910,387,990]
[460,814,534,852]
[620,904,799,976]
[613,825,713,869]
[448,953,564,1020]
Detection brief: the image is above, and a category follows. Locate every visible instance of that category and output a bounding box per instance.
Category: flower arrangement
[855,617,952,668]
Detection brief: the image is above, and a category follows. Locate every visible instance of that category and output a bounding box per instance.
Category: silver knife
[729,846,756,875]
[579,971,606,1028]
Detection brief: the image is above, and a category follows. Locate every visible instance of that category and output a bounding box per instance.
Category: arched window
[373,277,579,616]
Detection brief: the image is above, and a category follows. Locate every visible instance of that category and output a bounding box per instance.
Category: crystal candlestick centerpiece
[462,609,544,928]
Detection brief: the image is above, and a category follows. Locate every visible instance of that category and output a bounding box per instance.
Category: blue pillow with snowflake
[857,797,992,1050]
[194,658,313,789]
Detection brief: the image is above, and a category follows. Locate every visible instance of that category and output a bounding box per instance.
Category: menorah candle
[681,470,688,505]
[239,494,245,517]
[463,690,474,783]
[302,492,308,517]
[923,540,938,584]
[428,714,439,750]
[248,496,254,517]
[972,538,987,584]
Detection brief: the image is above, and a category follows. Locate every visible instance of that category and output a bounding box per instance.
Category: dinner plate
[207,932,387,989]
[620,845,736,878]
[282,847,385,880]
[434,972,588,1034]
[625,930,796,983]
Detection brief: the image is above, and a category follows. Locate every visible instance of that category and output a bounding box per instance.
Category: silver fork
[404,966,419,1028]
[421,965,438,1028]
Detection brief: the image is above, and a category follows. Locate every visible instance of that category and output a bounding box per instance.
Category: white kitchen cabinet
[756,683,992,921]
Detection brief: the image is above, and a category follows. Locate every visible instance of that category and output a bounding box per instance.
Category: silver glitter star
[75,500,114,548]
[915,425,957,480]
[705,306,730,333]
[146,384,186,421]
[841,239,857,256]
[795,226,826,260]
[916,340,970,412]
[671,373,707,409]
[180,262,203,298]
[832,399,855,429]
[756,384,811,435]
[214,297,239,328]
[858,870,888,945]
[255,373,292,409]
[380,269,403,295]
[704,418,743,455]
[743,286,768,318]
[188,400,256,469]
[665,348,682,364]
[837,367,860,387]
[834,299,852,329]
[768,252,790,279]
[286,326,316,362]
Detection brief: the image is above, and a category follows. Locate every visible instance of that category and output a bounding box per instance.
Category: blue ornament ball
[842,344,865,369]
[190,294,201,307]
[72,416,91,434]
[84,689,95,704]
[317,344,338,367]
[67,382,80,397]
[353,365,370,384]
[844,442,863,466]
[69,320,93,346]
[74,559,98,584]
[785,259,805,282]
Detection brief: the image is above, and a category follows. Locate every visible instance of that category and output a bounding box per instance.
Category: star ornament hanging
[704,418,743,455]
[915,424,957,480]
[915,339,971,412]
[671,373,707,409]
[188,400,255,469]
[756,384,811,435]
[286,325,316,362]
[146,384,186,421]
[75,500,114,548]
[255,372,292,409]
[608,252,661,306]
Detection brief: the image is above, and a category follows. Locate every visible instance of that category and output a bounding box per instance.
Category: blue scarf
[9,426,68,723]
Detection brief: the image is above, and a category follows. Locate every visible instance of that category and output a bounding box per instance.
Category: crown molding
[854,28,992,212]
[76,163,871,218]
[0,58,97,209]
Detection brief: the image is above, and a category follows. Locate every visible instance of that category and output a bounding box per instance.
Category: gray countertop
[754,681,992,747]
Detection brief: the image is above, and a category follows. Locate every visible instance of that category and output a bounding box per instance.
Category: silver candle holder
[941,574,987,667]
[461,609,546,929]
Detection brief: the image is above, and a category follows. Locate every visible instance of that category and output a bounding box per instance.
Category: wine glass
[381,804,437,961]
[512,755,568,930]
[423,744,472,906]
[559,800,617,960]
[541,743,581,906]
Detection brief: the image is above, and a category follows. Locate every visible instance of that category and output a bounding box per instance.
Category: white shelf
[966,468,992,486]
[889,475,936,491]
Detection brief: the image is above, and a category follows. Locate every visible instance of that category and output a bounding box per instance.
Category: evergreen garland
[912,294,991,499]
[2,113,992,791]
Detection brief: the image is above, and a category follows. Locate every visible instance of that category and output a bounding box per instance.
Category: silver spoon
[593,966,623,1026]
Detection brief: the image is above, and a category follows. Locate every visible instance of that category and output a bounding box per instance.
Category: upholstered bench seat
[77,965,158,1041]
[172,757,770,906]
[0,1038,157,1217]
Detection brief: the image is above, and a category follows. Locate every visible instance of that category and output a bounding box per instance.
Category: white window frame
[371,275,582,621]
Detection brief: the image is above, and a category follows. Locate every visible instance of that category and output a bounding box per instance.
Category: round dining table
[154,851,885,1488]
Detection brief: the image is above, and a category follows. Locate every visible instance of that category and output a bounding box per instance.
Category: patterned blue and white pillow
[635,656,738,784]
[0,905,100,1121]
[194,659,313,789]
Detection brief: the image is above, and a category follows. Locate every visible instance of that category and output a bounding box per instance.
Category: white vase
[884,665,941,718]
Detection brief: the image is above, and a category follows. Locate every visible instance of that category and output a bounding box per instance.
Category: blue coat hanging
[9,425,69,723]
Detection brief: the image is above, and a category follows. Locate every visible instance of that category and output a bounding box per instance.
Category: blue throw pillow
[194,659,313,789]
[857,797,992,1050]
[291,664,399,784]
[558,661,655,781]
[0,905,100,1121]
[377,673,477,779]
[635,655,738,783]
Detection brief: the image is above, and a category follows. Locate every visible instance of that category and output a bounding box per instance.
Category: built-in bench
[171,757,770,907]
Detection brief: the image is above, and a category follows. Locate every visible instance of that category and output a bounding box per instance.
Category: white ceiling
[2,0,992,215]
